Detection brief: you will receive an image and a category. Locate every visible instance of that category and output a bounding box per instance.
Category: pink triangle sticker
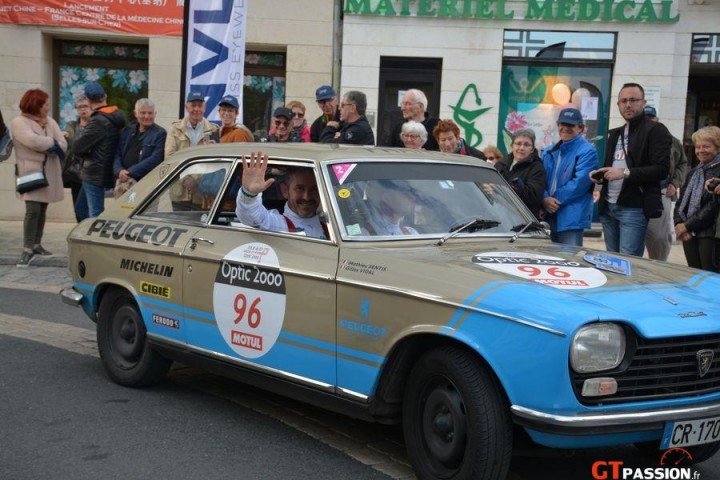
[332,163,356,185]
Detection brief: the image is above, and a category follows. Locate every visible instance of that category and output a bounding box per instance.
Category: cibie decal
[472,252,607,290]
[213,243,285,359]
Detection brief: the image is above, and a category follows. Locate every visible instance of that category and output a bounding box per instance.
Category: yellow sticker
[338,188,351,199]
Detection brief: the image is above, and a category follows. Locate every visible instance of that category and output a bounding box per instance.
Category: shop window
[691,34,720,65]
[243,52,286,139]
[55,40,149,129]
[499,30,616,165]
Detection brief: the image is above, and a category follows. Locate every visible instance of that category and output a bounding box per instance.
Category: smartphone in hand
[591,170,605,181]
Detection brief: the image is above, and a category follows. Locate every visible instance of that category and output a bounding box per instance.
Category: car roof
[167,142,492,169]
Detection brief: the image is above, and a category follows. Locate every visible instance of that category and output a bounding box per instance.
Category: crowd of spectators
[10,80,719,272]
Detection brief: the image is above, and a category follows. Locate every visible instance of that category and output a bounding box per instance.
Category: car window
[326,161,533,240]
[139,160,231,223]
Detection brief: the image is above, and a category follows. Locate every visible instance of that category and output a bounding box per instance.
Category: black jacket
[320,115,375,145]
[310,113,335,142]
[495,152,547,219]
[74,105,127,188]
[383,113,439,151]
[674,158,720,238]
[598,113,670,217]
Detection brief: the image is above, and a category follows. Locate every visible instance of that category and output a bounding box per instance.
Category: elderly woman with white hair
[400,120,427,149]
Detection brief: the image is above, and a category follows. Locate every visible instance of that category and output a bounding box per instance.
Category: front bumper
[59,286,83,307]
[512,400,720,436]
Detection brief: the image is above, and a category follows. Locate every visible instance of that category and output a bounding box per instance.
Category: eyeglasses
[401,101,418,107]
[341,103,355,109]
[274,120,289,127]
[513,142,534,148]
[292,112,304,118]
[402,134,421,140]
[617,98,644,105]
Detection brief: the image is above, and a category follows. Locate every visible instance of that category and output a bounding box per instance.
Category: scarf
[678,153,720,221]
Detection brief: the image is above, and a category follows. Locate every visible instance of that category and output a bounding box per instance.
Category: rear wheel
[402,346,512,480]
[635,440,720,465]
[97,289,171,387]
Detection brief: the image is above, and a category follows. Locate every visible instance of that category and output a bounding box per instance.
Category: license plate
[661,416,720,449]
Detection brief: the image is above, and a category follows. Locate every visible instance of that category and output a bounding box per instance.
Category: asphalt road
[1,274,720,480]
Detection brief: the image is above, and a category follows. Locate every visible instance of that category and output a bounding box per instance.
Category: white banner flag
[183,0,248,123]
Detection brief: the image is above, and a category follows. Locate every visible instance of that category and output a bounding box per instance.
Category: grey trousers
[23,201,48,250]
[645,189,673,261]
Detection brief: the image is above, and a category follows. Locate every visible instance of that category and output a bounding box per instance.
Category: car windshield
[325,161,535,240]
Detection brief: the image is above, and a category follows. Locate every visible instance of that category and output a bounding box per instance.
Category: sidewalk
[0,220,75,267]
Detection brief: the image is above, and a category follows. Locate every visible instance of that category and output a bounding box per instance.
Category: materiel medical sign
[0,1,184,36]
[344,0,680,23]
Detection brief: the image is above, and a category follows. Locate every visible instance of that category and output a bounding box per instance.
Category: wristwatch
[623,167,630,180]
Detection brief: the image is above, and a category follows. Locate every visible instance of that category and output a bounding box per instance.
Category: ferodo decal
[152,313,179,329]
[472,252,607,290]
[87,219,188,247]
[213,243,285,359]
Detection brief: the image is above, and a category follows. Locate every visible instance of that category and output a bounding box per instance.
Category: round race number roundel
[472,251,607,290]
[213,243,286,358]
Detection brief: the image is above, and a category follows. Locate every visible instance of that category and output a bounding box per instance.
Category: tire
[97,289,172,387]
[635,440,720,465]
[402,346,512,480]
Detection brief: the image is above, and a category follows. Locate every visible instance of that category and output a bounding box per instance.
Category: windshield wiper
[437,218,501,246]
[510,221,549,243]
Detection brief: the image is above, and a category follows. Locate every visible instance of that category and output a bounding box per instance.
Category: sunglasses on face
[274,120,290,127]
[292,112,304,118]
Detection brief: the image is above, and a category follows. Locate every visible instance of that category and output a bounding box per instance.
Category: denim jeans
[547,215,584,246]
[599,202,648,257]
[75,181,106,221]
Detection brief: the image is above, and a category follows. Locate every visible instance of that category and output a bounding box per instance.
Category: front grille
[574,334,720,405]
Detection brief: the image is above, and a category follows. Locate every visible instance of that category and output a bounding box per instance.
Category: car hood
[338,240,720,338]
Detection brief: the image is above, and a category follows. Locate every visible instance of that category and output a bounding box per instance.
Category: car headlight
[570,323,626,373]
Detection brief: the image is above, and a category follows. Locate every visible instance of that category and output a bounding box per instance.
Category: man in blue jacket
[541,107,597,246]
[113,98,167,197]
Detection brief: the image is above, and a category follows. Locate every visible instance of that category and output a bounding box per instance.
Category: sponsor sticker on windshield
[332,163,357,185]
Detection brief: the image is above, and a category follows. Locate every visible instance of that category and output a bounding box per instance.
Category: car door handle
[190,236,215,249]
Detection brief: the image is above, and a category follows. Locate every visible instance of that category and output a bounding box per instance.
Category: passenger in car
[235,151,327,239]
[364,181,419,236]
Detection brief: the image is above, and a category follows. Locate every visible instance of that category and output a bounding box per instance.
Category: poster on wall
[182,0,248,124]
[0,1,183,36]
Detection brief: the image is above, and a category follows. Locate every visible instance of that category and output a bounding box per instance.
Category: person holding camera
[673,126,720,271]
[495,128,546,220]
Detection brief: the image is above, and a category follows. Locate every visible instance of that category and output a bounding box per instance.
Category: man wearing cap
[310,85,339,142]
[217,95,253,143]
[541,107,597,246]
[113,98,167,198]
[643,105,688,260]
[590,83,671,257]
[73,81,127,220]
[267,107,302,142]
[320,90,375,145]
[383,89,439,151]
[164,91,219,158]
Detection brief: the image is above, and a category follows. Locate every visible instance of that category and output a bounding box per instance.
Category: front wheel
[402,346,512,480]
[97,289,172,387]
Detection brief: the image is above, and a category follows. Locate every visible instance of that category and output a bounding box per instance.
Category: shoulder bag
[0,127,13,161]
[16,154,49,193]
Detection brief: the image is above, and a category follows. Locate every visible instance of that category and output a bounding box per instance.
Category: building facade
[0,0,718,221]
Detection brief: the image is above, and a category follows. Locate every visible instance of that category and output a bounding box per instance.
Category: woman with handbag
[11,88,67,268]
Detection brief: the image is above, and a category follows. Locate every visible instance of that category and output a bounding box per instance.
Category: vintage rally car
[61,143,720,479]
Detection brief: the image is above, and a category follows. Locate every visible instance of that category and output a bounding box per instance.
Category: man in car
[235,151,327,239]
[364,181,418,236]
